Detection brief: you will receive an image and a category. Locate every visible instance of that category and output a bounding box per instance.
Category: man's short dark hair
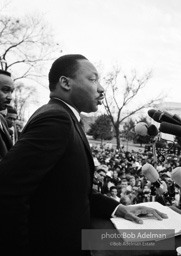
[48,54,88,91]
[0,70,11,77]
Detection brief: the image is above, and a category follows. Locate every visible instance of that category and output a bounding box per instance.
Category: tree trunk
[115,126,120,149]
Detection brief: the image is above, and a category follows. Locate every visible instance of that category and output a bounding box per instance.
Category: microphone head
[148,109,156,118]
[171,167,181,187]
[135,122,158,137]
[142,163,160,182]
[152,111,162,123]
[135,122,148,136]
[173,114,181,124]
[148,109,162,123]
[147,124,158,136]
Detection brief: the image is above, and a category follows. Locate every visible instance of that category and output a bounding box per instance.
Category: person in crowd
[109,186,120,202]
[5,105,19,144]
[0,70,14,160]
[116,180,123,198]
[127,175,136,191]
[126,175,139,204]
[0,54,168,256]
[93,164,108,192]
[111,169,121,186]
[101,171,115,196]
[114,165,122,176]
[142,184,151,202]
[119,178,129,198]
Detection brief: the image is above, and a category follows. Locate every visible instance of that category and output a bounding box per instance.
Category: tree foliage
[0,12,60,83]
[87,114,113,141]
[0,3,62,122]
[120,118,135,142]
[13,82,38,122]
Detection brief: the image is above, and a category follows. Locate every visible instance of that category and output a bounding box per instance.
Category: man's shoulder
[23,101,73,131]
[29,101,70,119]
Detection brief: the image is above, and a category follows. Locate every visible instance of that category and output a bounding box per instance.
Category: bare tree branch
[102,66,164,149]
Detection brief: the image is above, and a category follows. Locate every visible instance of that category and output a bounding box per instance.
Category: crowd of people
[92,143,181,208]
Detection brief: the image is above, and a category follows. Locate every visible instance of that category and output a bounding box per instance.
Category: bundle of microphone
[134,109,181,207]
[134,109,181,160]
[142,163,181,206]
[135,108,181,138]
[148,108,181,137]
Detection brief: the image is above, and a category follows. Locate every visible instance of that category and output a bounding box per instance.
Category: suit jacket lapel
[53,99,95,171]
[50,98,93,157]
[73,118,95,178]
[74,117,92,155]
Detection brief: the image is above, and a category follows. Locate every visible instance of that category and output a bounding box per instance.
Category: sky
[2,0,181,114]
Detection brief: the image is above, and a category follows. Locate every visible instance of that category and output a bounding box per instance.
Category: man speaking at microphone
[0,54,168,256]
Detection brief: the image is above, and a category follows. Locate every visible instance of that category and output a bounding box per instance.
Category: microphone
[148,109,181,125]
[173,114,181,124]
[171,167,181,209]
[135,122,158,137]
[171,167,181,187]
[142,163,167,195]
[159,122,181,137]
[142,163,173,205]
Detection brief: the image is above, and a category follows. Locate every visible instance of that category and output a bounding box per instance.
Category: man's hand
[114,204,168,224]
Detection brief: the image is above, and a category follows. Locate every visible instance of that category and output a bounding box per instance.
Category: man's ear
[58,76,71,91]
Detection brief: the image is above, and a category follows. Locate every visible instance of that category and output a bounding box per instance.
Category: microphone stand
[151,135,159,165]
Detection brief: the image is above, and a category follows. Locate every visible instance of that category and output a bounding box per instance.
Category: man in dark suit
[0,54,167,256]
[0,70,14,160]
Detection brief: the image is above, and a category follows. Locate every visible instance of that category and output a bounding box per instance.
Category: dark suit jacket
[0,113,13,160]
[0,99,119,255]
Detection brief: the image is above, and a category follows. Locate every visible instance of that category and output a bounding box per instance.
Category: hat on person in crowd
[106,171,113,178]
[96,164,108,173]
[157,165,165,172]
[132,161,141,169]
[160,173,170,179]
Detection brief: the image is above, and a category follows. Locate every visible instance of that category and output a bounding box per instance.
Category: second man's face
[0,74,14,111]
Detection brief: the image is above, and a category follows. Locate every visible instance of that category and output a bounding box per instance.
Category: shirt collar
[51,97,81,122]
